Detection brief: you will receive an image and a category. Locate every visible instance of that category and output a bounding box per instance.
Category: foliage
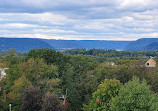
[1,49,158,111]
[145,68,158,92]
[63,49,158,59]
[22,86,42,111]
[6,75,32,110]
[27,49,69,76]
[0,57,59,111]
[150,94,158,111]
[10,75,32,94]
[83,79,121,111]
[22,86,64,111]
[41,92,65,111]
[110,76,158,111]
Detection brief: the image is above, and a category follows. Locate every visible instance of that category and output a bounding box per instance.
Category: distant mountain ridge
[125,38,158,51]
[0,38,54,52]
[44,39,133,51]
[1,37,158,52]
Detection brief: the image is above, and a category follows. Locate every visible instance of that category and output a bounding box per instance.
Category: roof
[145,58,156,64]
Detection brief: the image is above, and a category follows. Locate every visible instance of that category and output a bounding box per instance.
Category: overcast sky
[0,0,158,40]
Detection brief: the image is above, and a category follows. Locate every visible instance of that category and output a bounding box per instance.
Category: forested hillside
[0,49,158,111]
[0,38,132,52]
[125,38,158,51]
[44,39,132,50]
[145,42,158,51]
[1,38,158,52]
[0,38,54,52]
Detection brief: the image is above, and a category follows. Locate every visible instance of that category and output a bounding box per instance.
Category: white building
[0,68,9,80]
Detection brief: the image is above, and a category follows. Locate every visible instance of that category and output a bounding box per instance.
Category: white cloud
[0,23,41,29]
[118,0,158,10]
[0,0,158,40]
[33,29,77,34]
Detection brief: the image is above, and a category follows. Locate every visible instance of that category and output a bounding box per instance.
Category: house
[0,68,9,80]
[145,58,156,67]
[107,62,116,66]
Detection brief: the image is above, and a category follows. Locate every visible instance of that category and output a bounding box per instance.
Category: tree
[145,68,158,92]
[83,79,121,111]
[17,58,57,86]
[3,48,17,61]
[27,48,69,77]
[10,75,32,94]
[61,55,96,110]
[41,93,64,111]
[110,76,158,111]
[150,94,158,111]
[22,86,42,111]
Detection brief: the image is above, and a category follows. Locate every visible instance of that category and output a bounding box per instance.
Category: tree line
[0,49,158,111]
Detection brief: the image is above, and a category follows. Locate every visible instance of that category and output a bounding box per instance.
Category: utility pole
[9,104,12,111]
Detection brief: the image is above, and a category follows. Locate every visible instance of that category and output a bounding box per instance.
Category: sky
[0,0,158,40]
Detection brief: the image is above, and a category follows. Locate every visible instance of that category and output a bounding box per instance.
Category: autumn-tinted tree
[83,79,121,111]
[4,75,32,110]
[11,58,57,86]
[41,93,64,111]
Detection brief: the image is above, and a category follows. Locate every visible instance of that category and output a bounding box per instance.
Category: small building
[145,58,156,67]
[107,62,115,66]
[0,68,9,80]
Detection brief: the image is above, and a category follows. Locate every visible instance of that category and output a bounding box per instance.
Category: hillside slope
[125,38,158,51]
[0,38,54,52]
[2,37,157,52]
[144,42,158,51]
[44,40,133,50]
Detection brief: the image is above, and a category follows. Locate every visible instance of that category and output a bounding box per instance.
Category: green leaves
[11,75,32,94]
[111,76,158,111]
[84,77,158,111]
[83,79,121,111]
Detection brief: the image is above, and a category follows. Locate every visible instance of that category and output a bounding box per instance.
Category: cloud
[118,0,158,11]
[0,23,42,29]
[0,0,158,40]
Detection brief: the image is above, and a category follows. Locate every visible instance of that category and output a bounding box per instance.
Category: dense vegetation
[0,49,158,111]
